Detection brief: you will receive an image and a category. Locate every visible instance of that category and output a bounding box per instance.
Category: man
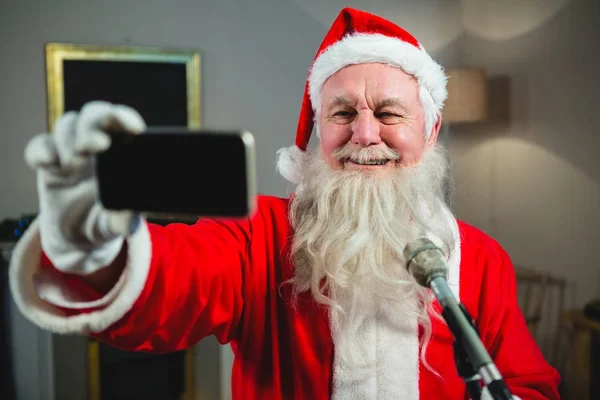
[10,7,559,400]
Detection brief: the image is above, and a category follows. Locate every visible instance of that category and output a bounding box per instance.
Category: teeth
[353,159,388,165]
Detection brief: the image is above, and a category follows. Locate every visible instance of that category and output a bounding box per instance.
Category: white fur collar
[331,207,461,399]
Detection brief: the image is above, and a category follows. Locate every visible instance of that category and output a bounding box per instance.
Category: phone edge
[240,130,257,216]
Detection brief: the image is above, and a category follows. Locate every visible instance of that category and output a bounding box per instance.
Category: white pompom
[276,145,307,185]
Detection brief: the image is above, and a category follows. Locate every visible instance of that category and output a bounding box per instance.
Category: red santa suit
[10,195,559,400]
[8,7,560,400]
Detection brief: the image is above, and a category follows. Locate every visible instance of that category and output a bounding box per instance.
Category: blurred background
[1,0,599,399]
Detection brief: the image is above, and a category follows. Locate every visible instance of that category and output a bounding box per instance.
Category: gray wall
[449,0,600,376]
[450,0,600,355]
[1,1,463,399]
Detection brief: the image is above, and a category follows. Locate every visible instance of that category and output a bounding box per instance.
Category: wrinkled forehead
[319,63,421,109]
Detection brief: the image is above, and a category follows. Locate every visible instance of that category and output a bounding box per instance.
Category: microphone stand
[404,238,514,399]
[429,276,514,400]
[452,303,483,400]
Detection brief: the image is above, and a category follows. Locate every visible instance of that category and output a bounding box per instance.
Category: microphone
[404,238,514,400]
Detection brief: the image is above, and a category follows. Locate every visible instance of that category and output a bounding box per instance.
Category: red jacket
[9,195,560,399]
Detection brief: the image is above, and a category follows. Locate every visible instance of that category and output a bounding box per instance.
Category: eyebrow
[376,98,409,112]
[327,96,354,110]
[326,96,409,112]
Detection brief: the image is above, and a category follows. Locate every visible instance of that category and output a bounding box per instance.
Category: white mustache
[333,144,400,163]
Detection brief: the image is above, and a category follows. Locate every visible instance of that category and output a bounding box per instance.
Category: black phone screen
[95,130,255,218]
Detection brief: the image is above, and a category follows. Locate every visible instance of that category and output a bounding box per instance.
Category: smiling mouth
[346,158,392,166]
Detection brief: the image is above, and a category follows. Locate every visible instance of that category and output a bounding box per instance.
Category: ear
[426,112,442,146]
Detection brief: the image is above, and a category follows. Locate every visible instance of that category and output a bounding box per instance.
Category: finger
[24,133,59,170]
[55,102,110,169]
[77,101,146,136]
[83,204,138,242]
[106,104,146,134]
[97,208,142,238]
[74,101,146,157]
[74,129,111,155]
[52,111,84,171]
[75,101,114,132]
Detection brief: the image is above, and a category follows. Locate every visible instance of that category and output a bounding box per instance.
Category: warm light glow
[461,0,572,40]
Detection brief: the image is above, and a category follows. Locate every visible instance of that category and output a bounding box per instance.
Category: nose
[350,111,382,147]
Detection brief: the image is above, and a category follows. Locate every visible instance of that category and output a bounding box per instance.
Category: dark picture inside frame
[63,59,188,125]
[44,42,200,400]
[45,42,201,131]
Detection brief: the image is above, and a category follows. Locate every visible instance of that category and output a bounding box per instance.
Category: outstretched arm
[10,100,256,353]
[10,215,252,352]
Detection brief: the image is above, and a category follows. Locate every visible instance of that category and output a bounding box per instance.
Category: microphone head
[403,238,449,287]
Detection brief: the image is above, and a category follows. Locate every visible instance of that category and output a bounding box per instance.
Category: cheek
[384,128,427,165]
[319,138,341,166]
[319,126,348,165]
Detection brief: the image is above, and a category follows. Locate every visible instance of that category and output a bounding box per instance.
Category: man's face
[291,63,455,359]
[317,63,440,171]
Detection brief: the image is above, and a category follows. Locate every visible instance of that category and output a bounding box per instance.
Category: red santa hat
[276,7,448,184]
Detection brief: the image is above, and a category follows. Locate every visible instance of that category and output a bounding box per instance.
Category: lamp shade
[443,68,488,123]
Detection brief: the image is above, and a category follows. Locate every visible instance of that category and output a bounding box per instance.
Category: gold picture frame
[45,41,201,131]
[45,42,200,400]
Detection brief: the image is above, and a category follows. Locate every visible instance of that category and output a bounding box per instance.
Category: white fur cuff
[8,218,152,334]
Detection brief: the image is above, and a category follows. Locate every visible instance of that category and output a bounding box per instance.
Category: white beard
[288,143,458,374]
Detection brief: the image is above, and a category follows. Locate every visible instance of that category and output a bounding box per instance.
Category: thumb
[106,210,142,237]
[91,205,142,239]
[24,133,59,170]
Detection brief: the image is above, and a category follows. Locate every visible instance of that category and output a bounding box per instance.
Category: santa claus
[10,7,559,400]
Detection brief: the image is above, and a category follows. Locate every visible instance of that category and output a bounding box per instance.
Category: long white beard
[288,143,457,371]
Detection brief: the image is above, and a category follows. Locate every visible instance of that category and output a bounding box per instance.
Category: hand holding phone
[24,101,147,274]
[95,128,257,219]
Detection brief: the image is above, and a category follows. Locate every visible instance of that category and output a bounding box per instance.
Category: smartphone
[95,128,256,219]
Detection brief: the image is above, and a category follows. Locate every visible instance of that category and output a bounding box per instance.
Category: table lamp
[443,67,488,123]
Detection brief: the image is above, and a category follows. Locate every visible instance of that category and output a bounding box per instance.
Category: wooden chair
[513,266,568,366]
